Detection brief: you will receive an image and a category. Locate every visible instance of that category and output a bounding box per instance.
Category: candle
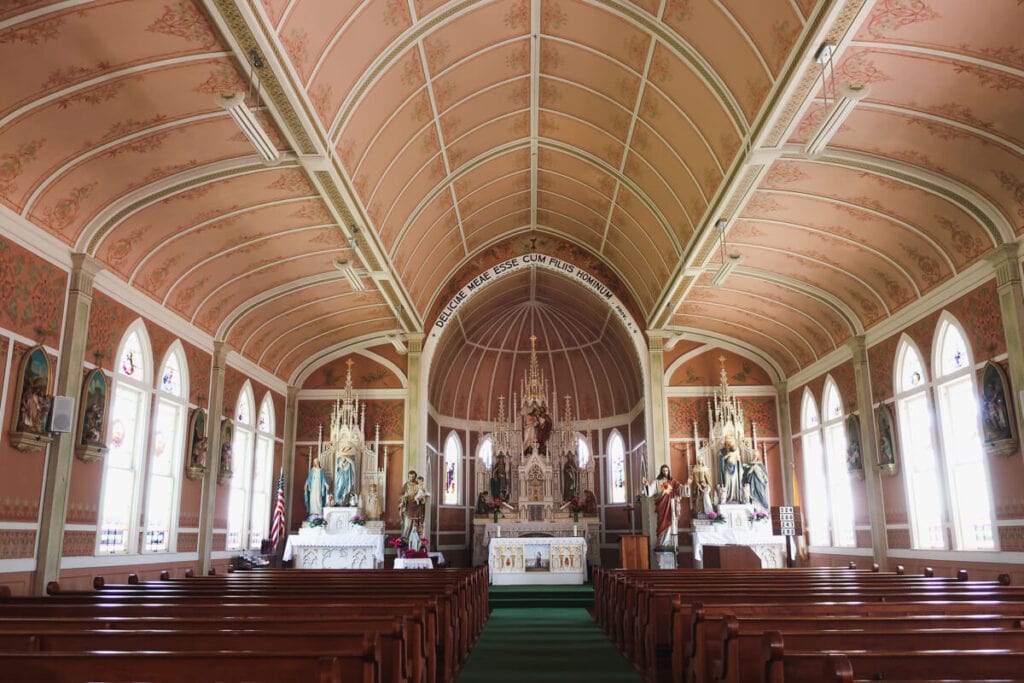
[496,525,501,537]
[573,524,578,537]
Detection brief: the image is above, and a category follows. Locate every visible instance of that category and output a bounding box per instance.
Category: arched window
[894,337,945,549]
[443,432,461,505]
[97,322,152,554]
[248,394,276,550]
[576,435,590,468]
[477,436,493,470]
[226,384,255,551]
[932,316,995,550]
[607,431,626,504]
[799,389,830,546]
[820,379,855,547]
[143,343,189,552]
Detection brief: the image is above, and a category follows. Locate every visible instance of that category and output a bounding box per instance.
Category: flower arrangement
[564,496,586,513]
[350,513,366,526]
[749,510,768,522]
[707,511,727,525]
[485,497,505,510]
[406,538,430,559]
[307,515,326,528]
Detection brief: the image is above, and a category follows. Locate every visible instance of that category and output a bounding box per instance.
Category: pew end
[92,576,104,590]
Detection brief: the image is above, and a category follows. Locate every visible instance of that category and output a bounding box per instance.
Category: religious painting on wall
[980,361,1017,457]
[217,418,233,485]
[8,345,53,452]
[844,414,863,479]
[876,402,899,476]
[75,368,109,462]
[185,408,208,480]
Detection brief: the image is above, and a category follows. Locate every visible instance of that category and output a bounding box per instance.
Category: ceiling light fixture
[804,83,870,156]
[711,218,740,287]
[333,258,366,291]
[216,92,279,163]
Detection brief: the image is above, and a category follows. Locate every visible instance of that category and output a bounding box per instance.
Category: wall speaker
[49,395,75,433]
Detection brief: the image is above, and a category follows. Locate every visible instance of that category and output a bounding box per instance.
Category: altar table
[394,557,433,569]
[488,536,587,585]
[692,526,785,568]
[283,533,384,569]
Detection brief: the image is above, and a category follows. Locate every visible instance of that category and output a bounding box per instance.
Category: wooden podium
[702,544,761,569]
[619,535,649,569]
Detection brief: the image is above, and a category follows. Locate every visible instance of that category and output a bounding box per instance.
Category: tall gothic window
[932,316,995,550]
[895,337,946,549]
[799,390,831,546]
[820,379,855,546]
[443,432,461,505]
[477,435,494,470]
[97,322,152,554]
[248,394,275,550]
[226,384,255,551]
[608,430,626,504]
[576,435,590,468]
[143,343,189,552]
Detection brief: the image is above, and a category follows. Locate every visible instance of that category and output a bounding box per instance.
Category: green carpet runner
[458,586,640,682]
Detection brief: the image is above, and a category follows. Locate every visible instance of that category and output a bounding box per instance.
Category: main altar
[287,360,387,569]
[686,358,782,568]
[472,337,601,572]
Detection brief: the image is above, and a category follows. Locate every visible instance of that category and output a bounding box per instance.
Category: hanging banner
[429,253,640,343]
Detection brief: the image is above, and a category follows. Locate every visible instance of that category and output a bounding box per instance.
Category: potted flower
[564,495,586,523]
[307,514,326,532]
[707,511,728,525]
[350,512,366,530]
[388,536,409,558]
[749,509,768,523]
[407,538,430,559]
[486,497,504,523]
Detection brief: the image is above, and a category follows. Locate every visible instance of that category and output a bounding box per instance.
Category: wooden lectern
[619,534,649,569]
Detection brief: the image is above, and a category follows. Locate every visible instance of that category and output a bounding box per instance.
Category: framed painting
[8,344,53,452]
[75,368,109,462]
[981,361,1017,457]
[524,543,550,572]
[844,414,863,479]
[876,402,899,476]
[217,418,234,485]
[185,408,208,480]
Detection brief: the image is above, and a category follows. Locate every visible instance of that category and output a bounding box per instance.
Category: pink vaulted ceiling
[0,0,395,380]
[271,0,807,317]
[429,268,642,421]
[674,0,1024,376]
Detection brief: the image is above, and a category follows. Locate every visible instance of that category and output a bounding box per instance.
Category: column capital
[286,385,299,401]
[987,243,1022,288]
[405,332,425,354]
[68,253,102,295]
[646,329,672,351]
[845,334,868,363]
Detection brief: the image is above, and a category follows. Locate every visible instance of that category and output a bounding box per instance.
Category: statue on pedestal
[643,465,682,548]
[304,456,329,517]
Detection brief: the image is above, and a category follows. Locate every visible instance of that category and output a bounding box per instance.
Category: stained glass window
[576,436,590,468]
[118,331,145,379]
[227,384,256,551]
[249,395,276,550]
[800,391,829,546]
[443,433,460,505]
[608,431,626,504]
[236,391,252,425]
[160,353,181,396]
[478,436,493,470]
[144,347,188,552]
[898,342,926,391]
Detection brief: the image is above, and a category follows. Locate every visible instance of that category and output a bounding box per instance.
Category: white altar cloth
[692,525,785,568]
[283,533,384,569]
[488,536,587,585]
[394,557,433,569]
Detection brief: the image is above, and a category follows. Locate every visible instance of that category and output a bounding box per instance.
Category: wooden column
[849,335,889,571]
[281,385,298,534]
[405,333,424,473]
[988,244,1024,449]
[775,381,796,507]
[33,254,102,595]
[197,342,227,575]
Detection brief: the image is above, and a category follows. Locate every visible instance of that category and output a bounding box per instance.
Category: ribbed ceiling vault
[0,0,1020,382]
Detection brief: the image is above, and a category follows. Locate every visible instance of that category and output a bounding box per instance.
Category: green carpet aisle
[458,586,640,682]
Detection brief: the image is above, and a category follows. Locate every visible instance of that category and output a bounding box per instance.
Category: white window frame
[476,435,494,470]
[442,431,461,506]
[798,389,831,547]
[226,383,256,551]
[894,335,947,550]
[931,314,997,551]
[96,320,153,555]
[248,394,276,550]
[142,342,189,553]
[820,378,855,547]
[576,434,590,469]
[607,430,627,504]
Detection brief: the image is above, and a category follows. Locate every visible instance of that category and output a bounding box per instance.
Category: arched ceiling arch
[1,0,1021,384]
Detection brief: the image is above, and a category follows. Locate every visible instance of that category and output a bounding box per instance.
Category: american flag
[269,469,285,550]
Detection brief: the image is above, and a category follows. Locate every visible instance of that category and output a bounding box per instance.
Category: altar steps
[488,585,594,610]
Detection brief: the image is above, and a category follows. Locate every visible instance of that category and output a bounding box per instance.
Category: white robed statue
[304,457,329,516]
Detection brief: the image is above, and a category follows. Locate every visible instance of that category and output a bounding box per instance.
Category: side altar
[292,360,388,569]
[471,336,601,571]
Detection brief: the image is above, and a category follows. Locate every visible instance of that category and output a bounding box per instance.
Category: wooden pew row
[672,599,1024,683]
[697,611,1024,683]
[761,631,1024,683]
